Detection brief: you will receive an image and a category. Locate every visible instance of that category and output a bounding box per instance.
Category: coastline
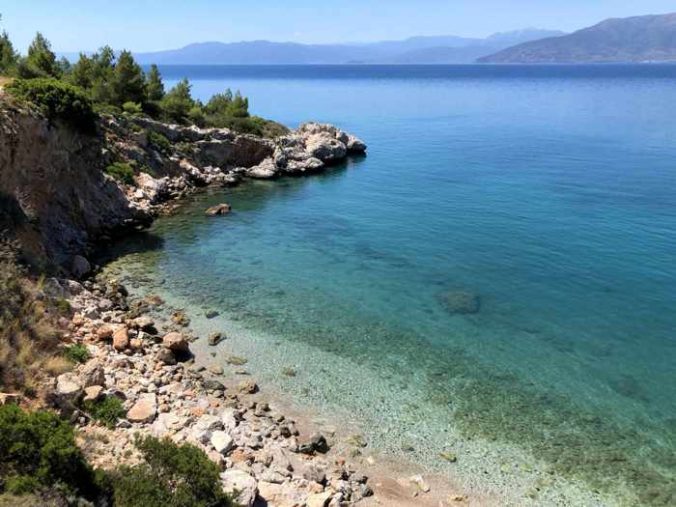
[97,184,621,507]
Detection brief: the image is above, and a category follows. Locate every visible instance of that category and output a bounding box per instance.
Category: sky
[1,1,675,52]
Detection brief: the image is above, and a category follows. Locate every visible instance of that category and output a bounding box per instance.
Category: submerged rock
[440,290,481,315]
[205,203,231,216]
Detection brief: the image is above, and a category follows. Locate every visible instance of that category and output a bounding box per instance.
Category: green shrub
[6,78,96,133]
[147,130,171,154]
[105,162,135,185]
[122,101,143,115]
[0,405,101,498]
[112,436,233,507]
[63,344,89,364]
[82,396,125,429]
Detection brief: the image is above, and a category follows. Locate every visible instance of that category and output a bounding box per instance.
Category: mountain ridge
[130,29,563,65]
[479,13,676,63]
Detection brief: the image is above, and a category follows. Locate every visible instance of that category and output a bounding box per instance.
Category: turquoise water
[110,66,676,505]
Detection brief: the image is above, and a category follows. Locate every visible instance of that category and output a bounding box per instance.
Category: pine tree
[146,64,165,102]
[19,32,59,78]
[0,30,18,75]
[112,50,145,106]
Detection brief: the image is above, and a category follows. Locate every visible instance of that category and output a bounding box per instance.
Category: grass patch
[63,344,89,364]
[82,397,125,429]
[105,162,135,185]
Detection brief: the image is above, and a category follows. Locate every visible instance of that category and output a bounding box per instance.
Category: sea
[105,65,676,505]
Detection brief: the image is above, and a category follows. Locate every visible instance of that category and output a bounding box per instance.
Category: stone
[55,373,84,405]
[127,393,158,423]
[208,365,224,375]
[171,310,190,327]
[151,412,185,437]
[307,491,332,507]
[298,433,330,455]
[162,332,190,353]
[441,290,480,315]
[211,430,235,454]
[83,385,104,402]
[207,332,224,346]
[237,380,258,394]
[205,310,219,319]
[409,474,430,493]
[205,203,231,216]
[156,348,177,365]
[246,157,278,179]
[112,327,130,351]
[303,462,327,484]
[226,355,248,366]
[203,379,225,391]
[80,362,105,387]
[96,324,115,341]
[221,470,258,507]
[71,255,91,278]
[133,316,157,334]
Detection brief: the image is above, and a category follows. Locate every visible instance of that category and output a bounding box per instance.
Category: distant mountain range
[479,13,676,63]
[132,29,564,65]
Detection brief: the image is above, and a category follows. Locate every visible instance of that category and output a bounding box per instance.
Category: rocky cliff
[0,92,366,275]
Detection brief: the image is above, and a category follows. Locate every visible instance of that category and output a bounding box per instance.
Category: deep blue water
[115,66,676,504]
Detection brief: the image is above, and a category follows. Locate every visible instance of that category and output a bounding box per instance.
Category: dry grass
[0,234,65,395]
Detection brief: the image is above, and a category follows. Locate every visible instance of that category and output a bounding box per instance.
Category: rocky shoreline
[2,99,471,505]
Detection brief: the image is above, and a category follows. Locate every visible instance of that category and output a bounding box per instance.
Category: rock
[226,355,248,366]
[298,433,330,455]
[162,332,190,353]
[71,255,91,278]
[83,385,104,402]
[112,327,130,351]
[208,365,224,375]
[307,491,333,507]
[80,363,105,387]
[305,133,347,163]
[171,310,190,327]
[127,393,158,423]
[205,203,231,216]
[221,470,258,507]
[237,380,258,394]
[246,157,278,179]
[439,451,458,463]
[205,310,219,319]
[133,316,157,334]
[156,348,177,365]
[55,373,84,406]
[207,332,224,346]
[409,474,430,493]
[96,324,115,341]
[441,290,480,315]
[211,430,235,454]
[203,379,225,391]
[303,462,327,484]
[346,134,367,153]
[151,412,185,437]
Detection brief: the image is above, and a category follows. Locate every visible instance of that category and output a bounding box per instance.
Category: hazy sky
[2,1,675,52]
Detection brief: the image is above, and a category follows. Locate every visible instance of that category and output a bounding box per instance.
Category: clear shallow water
[110,65,676,505]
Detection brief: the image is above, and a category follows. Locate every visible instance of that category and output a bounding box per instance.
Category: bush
[63,344,89,364]
[7,78,96,133]
[112,436,233,507]
[122,101,143,115]
[0,405,101,499]
[105,162,135,185]
[147,130,171,154]
[82,396,125,429]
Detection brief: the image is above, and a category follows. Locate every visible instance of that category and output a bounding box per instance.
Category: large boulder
[221,470,258,507]
[162,332,190,354]
[127,393,158,423]
[112,327,130,351]
[54,373,84,407]
[246,158,278,179]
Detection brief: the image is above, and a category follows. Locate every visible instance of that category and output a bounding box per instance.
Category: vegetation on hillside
[0,405,233,506]
[0,234,71,394]
[0,16,287,137]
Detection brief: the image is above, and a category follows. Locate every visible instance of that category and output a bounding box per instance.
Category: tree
[112,50,145,106]
[18,32,60,78]
[0,31,18,75]
[160,78,195,123]
[146,64,165,101]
